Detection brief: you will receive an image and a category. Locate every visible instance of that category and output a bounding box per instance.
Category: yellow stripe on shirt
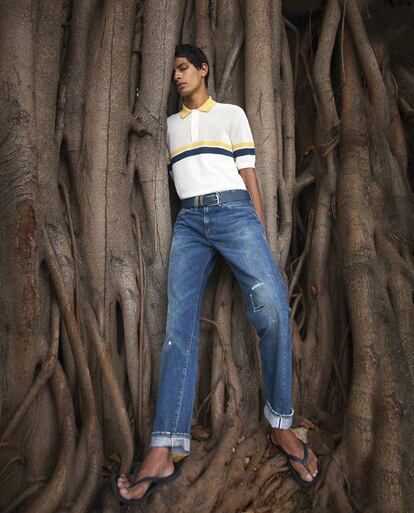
[170,140,233,158]
[232,141,255,151]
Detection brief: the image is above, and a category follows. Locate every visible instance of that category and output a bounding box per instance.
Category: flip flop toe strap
[284,441,309,467]
[130,475,166,487]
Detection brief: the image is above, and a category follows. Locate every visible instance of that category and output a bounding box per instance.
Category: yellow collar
[179,96,216,118]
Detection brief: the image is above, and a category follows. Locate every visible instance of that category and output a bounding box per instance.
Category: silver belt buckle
[211,192,220,206]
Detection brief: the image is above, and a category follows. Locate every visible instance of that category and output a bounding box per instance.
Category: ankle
[271,427,290,444]
[148,446,173,463]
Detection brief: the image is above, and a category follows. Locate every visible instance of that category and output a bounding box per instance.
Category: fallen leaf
[297,419,336,455]
[291,427,308,444]
[300,418,318,430]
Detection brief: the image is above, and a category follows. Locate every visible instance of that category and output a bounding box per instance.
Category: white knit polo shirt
[166,97,256,199]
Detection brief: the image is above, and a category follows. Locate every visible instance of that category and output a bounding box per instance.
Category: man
[116,44,318,504]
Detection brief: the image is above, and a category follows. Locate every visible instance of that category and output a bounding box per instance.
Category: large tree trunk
[1,1,413,512]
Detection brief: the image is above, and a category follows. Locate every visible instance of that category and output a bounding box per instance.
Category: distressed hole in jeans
[250,283,265,312]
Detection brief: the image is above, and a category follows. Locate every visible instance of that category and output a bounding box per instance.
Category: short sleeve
[230,108,256,170]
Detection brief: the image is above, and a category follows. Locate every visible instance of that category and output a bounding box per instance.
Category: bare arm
[239,168,265,224]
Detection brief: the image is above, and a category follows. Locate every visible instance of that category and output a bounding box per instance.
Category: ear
[200,63,209,77]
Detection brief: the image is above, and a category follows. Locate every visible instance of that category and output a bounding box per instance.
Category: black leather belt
[181,189,250,208]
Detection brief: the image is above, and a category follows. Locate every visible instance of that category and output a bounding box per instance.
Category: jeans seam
[172,252,213,434]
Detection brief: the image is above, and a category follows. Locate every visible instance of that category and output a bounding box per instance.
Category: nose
[173,68,181,83]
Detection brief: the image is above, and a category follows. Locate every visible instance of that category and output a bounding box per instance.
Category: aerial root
[1,299,60,443]
[0,483,46,513]
[85,304,134,475]
[21,362,76,513]
[312,455,352,513]
[43,228,102,513]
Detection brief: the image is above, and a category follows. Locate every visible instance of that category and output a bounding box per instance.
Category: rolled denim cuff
[151,431,191,456]
[264,402,294,429]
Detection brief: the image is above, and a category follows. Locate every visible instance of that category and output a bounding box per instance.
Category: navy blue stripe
[171,146,234,165]
[233,148,255,158]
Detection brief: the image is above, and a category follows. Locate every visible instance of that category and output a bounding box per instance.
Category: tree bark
[1,1,413,513]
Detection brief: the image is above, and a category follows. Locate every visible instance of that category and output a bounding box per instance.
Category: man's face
[173,56,208,97]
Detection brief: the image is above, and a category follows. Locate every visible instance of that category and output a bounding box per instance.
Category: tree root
[217,30,243,102]
[339,0,389,128]
[84,303,134,475]
[21,362,76,513]
[101,484,121,513]
[278,21,296,268]
[0,483,46,513]
[0,456,25,486]
[1,299,59,443]
[215,446,288,513]
[312,453,352,513]
[195,0,217,98]
[132,211,152,445]
[43,229,102,513]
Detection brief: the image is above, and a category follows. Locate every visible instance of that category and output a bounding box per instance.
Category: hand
[239,168,265,226]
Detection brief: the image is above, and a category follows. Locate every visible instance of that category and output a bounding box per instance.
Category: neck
[183,88,209,110]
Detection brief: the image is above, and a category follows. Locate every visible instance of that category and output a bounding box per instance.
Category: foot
[271,428,318,483]
[117,447,174,501]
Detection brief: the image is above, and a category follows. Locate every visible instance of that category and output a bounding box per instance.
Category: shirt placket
[190,110,199,141]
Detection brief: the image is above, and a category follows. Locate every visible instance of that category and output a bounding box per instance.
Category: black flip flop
[111,460,183,505]
[279,440,319,488]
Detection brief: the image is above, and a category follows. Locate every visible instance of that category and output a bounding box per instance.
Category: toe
[119,482,147,501]
[117,475,129,489]
[297,464,313,482]
[272,429,318,484]
[119,486,132,500]
[291,447,318,483]
[300,451,318,482]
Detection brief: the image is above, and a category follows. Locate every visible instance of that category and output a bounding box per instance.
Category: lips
[176,83,186,90]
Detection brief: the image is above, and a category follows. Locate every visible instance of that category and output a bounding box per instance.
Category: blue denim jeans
[151,191,293,455]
